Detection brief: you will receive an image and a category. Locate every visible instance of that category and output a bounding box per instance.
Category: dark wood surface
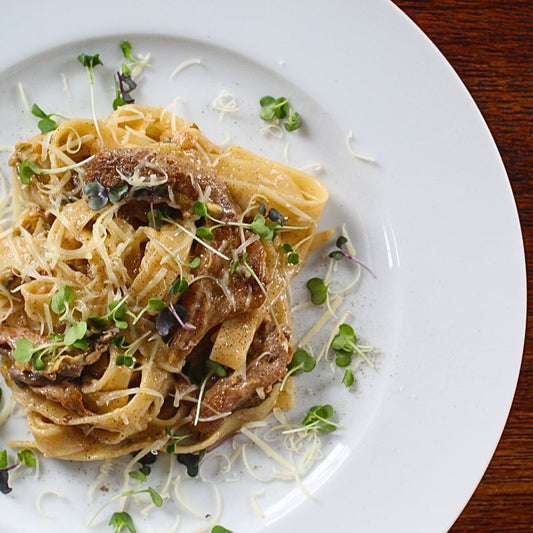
[393,1,532,531]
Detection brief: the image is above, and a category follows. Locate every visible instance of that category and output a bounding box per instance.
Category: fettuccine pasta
[0,104,328,461]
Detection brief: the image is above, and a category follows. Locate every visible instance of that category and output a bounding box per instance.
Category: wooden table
[393,2,532,531]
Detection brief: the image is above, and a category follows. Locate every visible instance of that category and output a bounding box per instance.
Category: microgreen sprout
[131,297,167,325]
[108,181,129,203]
[147,204,163,231]
[0,448,36,495]
[0,449,15,495]
[13,321,88,370]
[280,242,299,265]
[328,235,376,278]
[342,369,355,387]
[193,200,298,244]
[287,349,316,374]
[331,323,374,368]
[50,285,75,321]
[19,159,44,185]
[259,96,302,132]
[165,428,192,454]
[284,107,302,132]
[128,469,147,484]
[84,180,131,211]
[112,336,134,367]
[177,450,206,477]
[91,482,162,530]
[306,277,328,305]
[77,52,103,143]
[109,512,136,533]
[16,449,36,468]
[31,103,67,133]
[155,302,194,340]
[280,348,316,390]
[112,331,150,367]
[113,40,148,110]
[84,181,109,210]
[211,527,234,533]
[302,405,338,433]
[105,297,135,329]
[259,96,288,121]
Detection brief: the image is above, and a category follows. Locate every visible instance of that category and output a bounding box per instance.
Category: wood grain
[392,1,533,531]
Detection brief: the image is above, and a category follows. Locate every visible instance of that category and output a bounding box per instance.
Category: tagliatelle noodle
[0,104,328,460]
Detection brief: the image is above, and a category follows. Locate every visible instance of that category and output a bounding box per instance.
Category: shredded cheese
[211,90,239,119]
[60,73,71,97]
[17,82,30,112]
[346,130,376,162]
[36,490,65,519]
[170,58,202,79]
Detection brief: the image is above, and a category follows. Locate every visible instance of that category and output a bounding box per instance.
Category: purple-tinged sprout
[328,236,377,279]
[156,303,195,342]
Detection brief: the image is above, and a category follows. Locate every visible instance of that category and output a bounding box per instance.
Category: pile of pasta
[0,105,328,460]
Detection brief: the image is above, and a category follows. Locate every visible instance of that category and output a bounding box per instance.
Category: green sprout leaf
[331,324,358,353]
[147,298,167,312]
[302,405,337,433]
[31,103,60,133]
[287,252,299,265]
[88,316,107,330]
[16,449,36,468]
[31,103,47,119]
[109,300,129,329]
[109,511,136,533]
[250,214,276,241]
[206,359,227,378]
[128,469,147,483]
[32,351,46,371]
[0,449,8,468]
[259,96,276,120]
[37,117,58,134]
[288,349,316,373]
[285,108,302,131]
[267,208,285,226]
[147,208,164,231]
[63,321,87,346]
[336,235,349,248]
[108,181,129,203]
[147,486,163,507]
[77,53,103,85]
[116,354,134,367]
[211,527,234,533]
[193,200,208,217]
[170,278,189,294]
[335,351,352,367]
[77,53,103,69]
[342,369,355,387]
[196,226,215,241]
[259,96,302,132]
[188,256,201,269]
[13,338,35,363]
[306,277,328,305]
[328,250,345,261]
[120,40,133,60]
[84,181,109,210]
[19,159,44,185]
[50,285,75,316]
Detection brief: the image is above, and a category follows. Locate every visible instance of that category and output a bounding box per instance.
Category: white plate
[0,1,526,532]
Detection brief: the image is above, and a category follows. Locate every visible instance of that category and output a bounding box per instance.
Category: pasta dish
[0,104,328,461]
